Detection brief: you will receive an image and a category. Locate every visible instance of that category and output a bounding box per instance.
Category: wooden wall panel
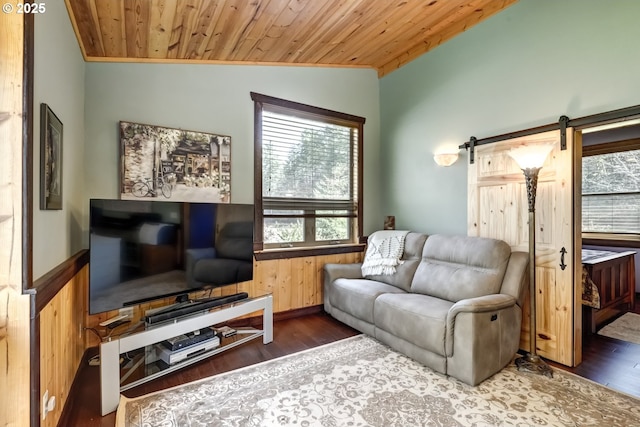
[85,251,364,348]
[39,267,87,427]
[0,10,30,427]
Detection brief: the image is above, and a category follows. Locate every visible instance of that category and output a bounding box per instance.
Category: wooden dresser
[582,249,636,333]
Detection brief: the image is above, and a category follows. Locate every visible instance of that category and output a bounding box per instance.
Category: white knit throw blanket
[361,230,409,276]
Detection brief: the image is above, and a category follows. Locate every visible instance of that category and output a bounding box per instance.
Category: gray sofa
[323,233,529,385]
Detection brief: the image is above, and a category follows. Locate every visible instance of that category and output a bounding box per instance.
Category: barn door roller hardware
[559,115,569,151]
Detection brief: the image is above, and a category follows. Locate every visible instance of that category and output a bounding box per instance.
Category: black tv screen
[89,199,254,315]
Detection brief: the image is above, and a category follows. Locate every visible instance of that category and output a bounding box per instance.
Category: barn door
[468,129,576,366]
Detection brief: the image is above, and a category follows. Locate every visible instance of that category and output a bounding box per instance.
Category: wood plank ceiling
[65,0,517,77]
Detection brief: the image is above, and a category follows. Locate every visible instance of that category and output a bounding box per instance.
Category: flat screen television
[89,199,254,315]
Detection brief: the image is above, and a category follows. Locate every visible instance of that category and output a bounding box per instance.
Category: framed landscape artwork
[119,121,231,203]
[40,103,63,210]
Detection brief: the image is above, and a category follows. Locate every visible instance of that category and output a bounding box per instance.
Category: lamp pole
[515,166,553,377]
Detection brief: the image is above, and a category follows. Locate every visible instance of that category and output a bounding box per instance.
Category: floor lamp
[508,143,555,378]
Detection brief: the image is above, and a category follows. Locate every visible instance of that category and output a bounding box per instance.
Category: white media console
[100,294,273,415]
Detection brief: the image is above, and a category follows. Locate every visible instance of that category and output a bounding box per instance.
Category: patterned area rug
[117,335,640,427]
[598,312,640,345]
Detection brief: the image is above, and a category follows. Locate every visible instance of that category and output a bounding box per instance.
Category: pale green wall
[33,1,86,280]
[40,0,640,277]
[380,0,640,235]
[83,63,381,240]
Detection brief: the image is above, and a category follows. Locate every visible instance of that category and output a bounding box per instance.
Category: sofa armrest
[185,247,217,288]
[323,263,363,286]
[445,294,517,356]
[322,263,363,311]
[449,294,517,317]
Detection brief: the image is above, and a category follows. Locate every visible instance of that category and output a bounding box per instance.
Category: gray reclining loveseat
[323,233,529,385]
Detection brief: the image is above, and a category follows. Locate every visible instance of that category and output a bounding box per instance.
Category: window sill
[254,243,365,261]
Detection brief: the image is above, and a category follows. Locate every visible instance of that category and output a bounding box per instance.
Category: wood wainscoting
[85,251,364,346]
[37,257,88,427]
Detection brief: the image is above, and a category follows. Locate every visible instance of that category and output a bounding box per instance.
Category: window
[251,93,364,253]
[582,141,640,235]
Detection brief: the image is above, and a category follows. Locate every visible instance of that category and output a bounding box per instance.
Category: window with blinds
[582,148,640,234]
[251,93,364,250]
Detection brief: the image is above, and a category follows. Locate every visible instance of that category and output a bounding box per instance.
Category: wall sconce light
[433,152,459,167]
[508,142,554,378]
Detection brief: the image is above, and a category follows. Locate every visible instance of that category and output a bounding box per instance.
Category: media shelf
[100,294,273,416]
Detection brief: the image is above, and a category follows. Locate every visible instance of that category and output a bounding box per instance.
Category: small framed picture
[40,103,63,210]
[384,216,395,230]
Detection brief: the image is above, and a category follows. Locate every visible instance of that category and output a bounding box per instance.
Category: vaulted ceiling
[65,0,517,77]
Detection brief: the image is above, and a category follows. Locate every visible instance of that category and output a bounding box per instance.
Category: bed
[581,249,636,333]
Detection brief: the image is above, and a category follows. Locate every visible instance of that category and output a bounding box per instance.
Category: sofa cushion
[375,293,453,356]
[329,278,405,324]
[410,234,511,302]
[363,232,428,292]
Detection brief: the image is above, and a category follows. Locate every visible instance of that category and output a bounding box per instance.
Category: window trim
[251,92,365,254]
[582,138,640,157]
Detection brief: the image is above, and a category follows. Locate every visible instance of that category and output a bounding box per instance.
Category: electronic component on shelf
[144,292,249,325]
[215,326,237,338]
[158,336,220,365]
[161,328,216,351]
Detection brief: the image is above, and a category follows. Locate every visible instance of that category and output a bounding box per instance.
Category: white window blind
[582,148,640,234]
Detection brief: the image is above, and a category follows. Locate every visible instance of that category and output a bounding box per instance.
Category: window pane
[316,211,349,241]
[583,149,640,194]
[264,213,304,244]
[582,148,640,233]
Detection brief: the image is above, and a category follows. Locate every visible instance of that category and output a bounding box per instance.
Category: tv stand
[99,294,273,416]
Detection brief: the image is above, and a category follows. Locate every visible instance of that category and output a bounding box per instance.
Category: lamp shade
[433,153,459,167]
[508,143,554,169]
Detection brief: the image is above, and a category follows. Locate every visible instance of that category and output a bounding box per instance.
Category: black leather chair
[185,221,254,289]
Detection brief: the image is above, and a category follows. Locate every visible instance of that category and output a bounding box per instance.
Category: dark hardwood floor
[64,304,640,426]
[63,312,359,427]
[552,295,640,397]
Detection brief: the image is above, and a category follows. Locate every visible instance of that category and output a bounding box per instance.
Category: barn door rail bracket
[559,115,569,150]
